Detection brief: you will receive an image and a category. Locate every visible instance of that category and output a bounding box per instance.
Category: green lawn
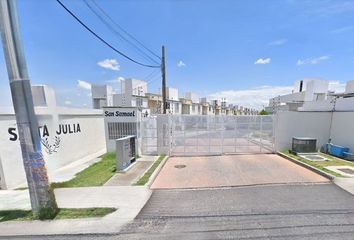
[51,153,116,188]
[0,208,116,222]
[280,150,354,177]
[135,155,166,186]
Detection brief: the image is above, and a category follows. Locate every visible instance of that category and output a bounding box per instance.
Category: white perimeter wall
[274,111,332,151]
[274,111,354,153]
[330,112,354,151]
[0,107,106,189]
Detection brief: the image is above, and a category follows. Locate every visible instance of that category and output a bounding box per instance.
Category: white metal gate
[141,115,275,156]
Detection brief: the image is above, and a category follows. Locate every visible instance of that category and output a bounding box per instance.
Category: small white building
[166,87,181,114]
[102,106,148,152]
[266,78,330,113]
[91,84,113,109]
[299,80,354,112]
[121,78,147,97]
[184,92,199,104]
[112,94,148,108]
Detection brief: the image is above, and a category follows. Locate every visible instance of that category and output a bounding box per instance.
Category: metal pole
[161,45,167,114]
[0,0,57,215]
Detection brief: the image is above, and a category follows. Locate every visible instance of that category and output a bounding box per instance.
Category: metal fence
[140,116,158,155]
[140,115,275,156]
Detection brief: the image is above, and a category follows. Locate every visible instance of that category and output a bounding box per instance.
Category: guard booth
[103,107,149,153]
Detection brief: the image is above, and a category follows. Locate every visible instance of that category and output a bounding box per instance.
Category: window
[136,98,143,107]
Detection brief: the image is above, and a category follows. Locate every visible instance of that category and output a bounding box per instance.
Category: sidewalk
[105,155,156,186]
[334,177,354,195]
[0,186,151,236]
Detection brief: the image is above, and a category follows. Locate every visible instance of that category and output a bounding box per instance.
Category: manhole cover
[174,164,186,169]
[338,168,354,175]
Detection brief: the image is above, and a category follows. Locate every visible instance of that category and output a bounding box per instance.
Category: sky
[1,0,354,109]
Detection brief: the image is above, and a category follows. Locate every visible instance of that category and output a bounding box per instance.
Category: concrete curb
[277,151,335,180]
[147,155,169,187]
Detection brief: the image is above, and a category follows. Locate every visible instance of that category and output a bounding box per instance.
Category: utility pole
[0,0,57,217]
[161,45,167,114]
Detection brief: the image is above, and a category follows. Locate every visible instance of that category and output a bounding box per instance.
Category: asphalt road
[5,183,354,240]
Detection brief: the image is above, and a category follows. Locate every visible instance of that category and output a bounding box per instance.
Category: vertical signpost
[0,0,57,216]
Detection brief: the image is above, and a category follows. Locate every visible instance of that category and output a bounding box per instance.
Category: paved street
[151,155,328,189]
[4,183,354,240]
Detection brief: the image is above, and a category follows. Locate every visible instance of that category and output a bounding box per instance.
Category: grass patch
[0,208,116,222]
[135,155,166,186]
[280,150,354,177]
[0,210,33,222]
[51,153,116,188]
[54,208,115,220]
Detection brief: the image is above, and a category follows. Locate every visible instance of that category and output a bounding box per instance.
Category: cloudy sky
[1,0,354,109]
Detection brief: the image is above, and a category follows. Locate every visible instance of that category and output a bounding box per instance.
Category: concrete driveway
[151,154,329,189]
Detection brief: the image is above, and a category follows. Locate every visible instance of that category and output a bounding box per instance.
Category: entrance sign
[8,123,81,154]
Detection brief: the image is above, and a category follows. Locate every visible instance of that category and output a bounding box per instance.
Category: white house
[91,84,114,109]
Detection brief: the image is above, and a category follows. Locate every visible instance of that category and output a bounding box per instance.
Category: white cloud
[64,100,72,105]
[97,59,120,71]
[254,58,271,65]
[269,38,287,45]
[77,80,91,90]
[177,60,186,67]
[297,55,330,66]
[106,76,125,83]
[208,85,293,110]
[331,26,354,34]
[317,1,354,15]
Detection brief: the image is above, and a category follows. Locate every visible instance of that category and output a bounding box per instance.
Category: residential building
[146,93,162,114]
[266,78,354,113]
[299,80,354,112]
[91,84,113,109]
[91,79,259,116]
[266,78,329,114]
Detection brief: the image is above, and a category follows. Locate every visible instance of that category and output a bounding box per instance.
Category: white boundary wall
[0,107,106,189]
[330,112,354,151]
[274,111,354,152]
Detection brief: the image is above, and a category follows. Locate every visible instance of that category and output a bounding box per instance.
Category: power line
[90,0,161,60]
[56,0,160,68]
[143,68,161,82]
[82,0,160,65]
[130,70,161,92]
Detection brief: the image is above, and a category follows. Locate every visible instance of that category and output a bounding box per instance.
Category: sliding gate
[141,115,275,156]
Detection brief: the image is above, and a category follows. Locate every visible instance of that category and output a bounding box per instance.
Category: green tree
[259,109,269,115]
